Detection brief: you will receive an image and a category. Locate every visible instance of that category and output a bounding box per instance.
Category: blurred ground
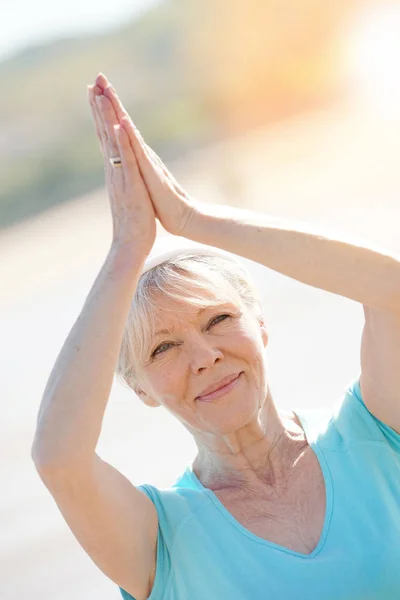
[1,96,400,598]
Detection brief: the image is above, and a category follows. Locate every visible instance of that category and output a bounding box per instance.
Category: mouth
[196,372,243,402]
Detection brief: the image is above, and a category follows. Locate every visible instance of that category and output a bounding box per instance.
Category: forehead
[149,291,239,335]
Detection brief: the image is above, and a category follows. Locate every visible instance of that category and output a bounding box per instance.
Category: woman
[32,73,400,600]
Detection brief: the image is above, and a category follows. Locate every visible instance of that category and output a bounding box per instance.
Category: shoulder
[290,375,400,454]
[138,475,209,535]
[118,478,210,600]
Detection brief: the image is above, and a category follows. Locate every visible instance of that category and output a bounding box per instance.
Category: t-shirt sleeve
[118,484,172,600]
[327,373,400,455]
[348,375,400,454]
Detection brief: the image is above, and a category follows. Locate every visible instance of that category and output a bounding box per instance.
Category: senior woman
[32,72,400,600]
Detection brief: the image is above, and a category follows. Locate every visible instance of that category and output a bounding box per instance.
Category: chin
[210,405,259,435]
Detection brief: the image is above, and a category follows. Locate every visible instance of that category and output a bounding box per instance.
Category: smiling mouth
[196,372,243,402]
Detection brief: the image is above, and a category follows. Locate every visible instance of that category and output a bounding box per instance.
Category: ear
[259,316,269,348]
[133,384,161,408]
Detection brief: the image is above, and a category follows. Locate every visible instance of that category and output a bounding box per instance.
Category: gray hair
[116,252,264,391]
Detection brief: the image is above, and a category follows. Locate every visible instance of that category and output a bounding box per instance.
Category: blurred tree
[184,0,358,135]
[0,0,363,230]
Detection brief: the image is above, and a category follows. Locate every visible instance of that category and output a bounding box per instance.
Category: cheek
[150,370,188,411]
[237,332,268,386]
[157,372,181,395]
[235,327,264,357]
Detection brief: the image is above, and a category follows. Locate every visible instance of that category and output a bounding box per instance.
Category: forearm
[32,244,147,469]
[186,205,400,313]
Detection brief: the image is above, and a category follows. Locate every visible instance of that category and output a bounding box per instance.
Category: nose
[187,337,224,373]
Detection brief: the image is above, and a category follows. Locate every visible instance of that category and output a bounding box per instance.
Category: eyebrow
[153,306,217,338]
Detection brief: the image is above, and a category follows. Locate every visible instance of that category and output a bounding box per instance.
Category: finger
[96,74,167,175]
[92,85,110,161]
[103,83,130,124]
[144,143,171,178]
[133,128,183,192]
[87,85,105,155]
[122,118,168,178]
[96,86,123,142]
[101,80,166,177]
[121,117,163,180]
[95,72,109,91]
[95,94,120,161]
[93,82,118,151]
[114,124,141,183]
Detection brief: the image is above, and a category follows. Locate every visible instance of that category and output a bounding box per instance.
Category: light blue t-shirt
[120,375,400,600]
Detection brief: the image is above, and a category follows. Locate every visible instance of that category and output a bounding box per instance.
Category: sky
[0,0,163,62]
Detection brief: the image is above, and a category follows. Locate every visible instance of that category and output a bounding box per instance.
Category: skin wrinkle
[133,258,255,371]
[134,286,309,500]
[123,275,322,556]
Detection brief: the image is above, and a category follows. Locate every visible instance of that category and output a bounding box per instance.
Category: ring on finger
[109,156,123,168]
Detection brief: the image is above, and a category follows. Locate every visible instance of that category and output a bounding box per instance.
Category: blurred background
[1,0,400,597]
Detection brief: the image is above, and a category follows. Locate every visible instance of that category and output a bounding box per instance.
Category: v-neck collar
[183,409,333,559]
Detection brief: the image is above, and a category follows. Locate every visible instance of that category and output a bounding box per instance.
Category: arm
[32,243,158,600]
[98,76,400,314]
[32,246,146,466]
[31,85,159,600]
[184,207,400,314]
[99,73,400,437]
[32,81,156,466]
[188,210,400,434]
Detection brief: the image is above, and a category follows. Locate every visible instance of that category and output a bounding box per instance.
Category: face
[134,288,269,437]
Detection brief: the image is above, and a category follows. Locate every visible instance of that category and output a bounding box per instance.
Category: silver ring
[109,156,122,167]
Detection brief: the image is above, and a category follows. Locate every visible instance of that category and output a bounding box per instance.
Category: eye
[151,341,175,358]
[150,314,233,358]
[208,313,231,327]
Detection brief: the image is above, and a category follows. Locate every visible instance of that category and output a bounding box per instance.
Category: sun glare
[344,4,400,116]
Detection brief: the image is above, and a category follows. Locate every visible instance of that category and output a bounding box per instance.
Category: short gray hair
[116,252,263,391]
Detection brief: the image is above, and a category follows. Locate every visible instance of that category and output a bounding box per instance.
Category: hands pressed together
[88,73,196,253]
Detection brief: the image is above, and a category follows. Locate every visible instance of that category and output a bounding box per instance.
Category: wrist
[179,200,211,241]
[180,201,230,246]
[107,241,149,275]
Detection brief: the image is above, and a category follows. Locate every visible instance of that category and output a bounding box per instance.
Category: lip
[196,372,242,402]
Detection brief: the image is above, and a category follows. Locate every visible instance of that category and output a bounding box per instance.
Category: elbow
[31,438,94,478]
[31,435,65,475]
[31,440,55,475]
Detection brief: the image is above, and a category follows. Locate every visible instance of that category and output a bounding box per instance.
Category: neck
[192,391,307,493]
